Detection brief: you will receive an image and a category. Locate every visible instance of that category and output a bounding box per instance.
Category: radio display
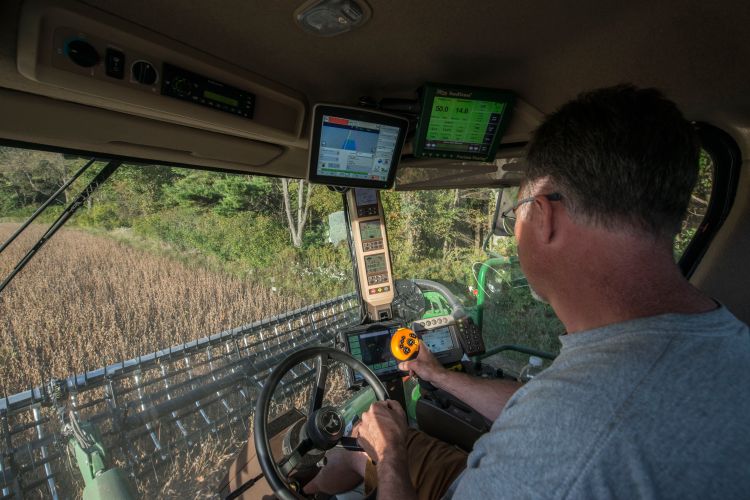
[360,221,382,241]
[203,90,239,107]
[364,253,387,274]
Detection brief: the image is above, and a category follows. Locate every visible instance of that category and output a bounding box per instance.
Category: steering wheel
[254,346,389,500]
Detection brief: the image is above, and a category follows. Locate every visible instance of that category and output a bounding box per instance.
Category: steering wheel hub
[306,406,345,450]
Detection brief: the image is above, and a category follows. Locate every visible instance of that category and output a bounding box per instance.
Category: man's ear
[534,195,555,244]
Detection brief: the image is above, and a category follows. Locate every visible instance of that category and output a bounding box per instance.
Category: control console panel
[347,189,394,321]
[342,318,465,388]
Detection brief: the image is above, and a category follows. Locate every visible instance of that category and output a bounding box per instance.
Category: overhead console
[15,0,306,144]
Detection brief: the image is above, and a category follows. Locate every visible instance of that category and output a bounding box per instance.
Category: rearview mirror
[491,187,519,237]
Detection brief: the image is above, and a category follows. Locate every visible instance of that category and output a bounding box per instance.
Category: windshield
[0,145,358,497]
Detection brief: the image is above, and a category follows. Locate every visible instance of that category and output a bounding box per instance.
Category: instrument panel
[342,317,465,387]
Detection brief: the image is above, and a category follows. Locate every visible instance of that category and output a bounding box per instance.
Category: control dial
[131,61,158,85]
[67,39,99,68]
[171,77,192,97]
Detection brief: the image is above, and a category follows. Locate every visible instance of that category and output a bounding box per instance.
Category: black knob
[67,39,99,68]
[132,61,158,85]
[171,77,191,97]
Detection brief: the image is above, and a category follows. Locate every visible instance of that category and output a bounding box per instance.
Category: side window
[384,188,565,372]
[674,149,714,259]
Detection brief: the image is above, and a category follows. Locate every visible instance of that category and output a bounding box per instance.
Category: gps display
[308,105,408,189]
[422,327,456,353]
[346,328,400,381]
[414,83,515,162]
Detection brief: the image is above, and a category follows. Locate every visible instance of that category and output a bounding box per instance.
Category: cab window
[0,143,354,396]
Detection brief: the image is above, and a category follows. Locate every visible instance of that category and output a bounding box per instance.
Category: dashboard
[342,316,464,387]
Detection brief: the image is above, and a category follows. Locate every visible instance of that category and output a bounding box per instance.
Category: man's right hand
[398,345,447,385]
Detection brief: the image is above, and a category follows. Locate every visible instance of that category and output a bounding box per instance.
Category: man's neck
[548,233,717,334]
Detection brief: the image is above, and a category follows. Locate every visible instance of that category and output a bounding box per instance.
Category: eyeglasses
[499,192,562,236]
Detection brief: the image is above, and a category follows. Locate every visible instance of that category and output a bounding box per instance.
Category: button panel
[368,285,391,295]
[362,239,384,252]
[367,273,389,285]
[357,205,378,217]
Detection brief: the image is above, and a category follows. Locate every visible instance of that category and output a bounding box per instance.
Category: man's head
[515,85,700,308]
[524,84,700,239]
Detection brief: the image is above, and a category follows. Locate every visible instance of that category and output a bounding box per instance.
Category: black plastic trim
[678,123,742,277]
[0,137,289,179]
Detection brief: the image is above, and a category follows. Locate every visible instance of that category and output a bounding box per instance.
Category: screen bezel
[307,104,409,189]
[413,83,516,162]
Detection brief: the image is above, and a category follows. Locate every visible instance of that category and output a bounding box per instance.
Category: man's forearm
[432,370,520,421]
[377,452,417,500]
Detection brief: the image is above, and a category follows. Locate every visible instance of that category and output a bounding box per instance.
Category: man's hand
[398,345,447,385]
[357,400,408,464]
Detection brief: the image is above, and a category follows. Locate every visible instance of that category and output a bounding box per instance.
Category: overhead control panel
[16,0,306,144]
[347,188,395,322]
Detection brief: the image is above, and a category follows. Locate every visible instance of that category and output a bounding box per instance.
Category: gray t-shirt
[447,306,750,499]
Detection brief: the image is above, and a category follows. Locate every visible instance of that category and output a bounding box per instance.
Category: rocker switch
[105,48,125,79]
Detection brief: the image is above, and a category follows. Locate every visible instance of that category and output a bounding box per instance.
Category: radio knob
[172,77,191,97]
[132,61,158,85]
[67,39,99,68]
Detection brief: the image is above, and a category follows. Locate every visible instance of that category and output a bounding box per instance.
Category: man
[305,85,750,499]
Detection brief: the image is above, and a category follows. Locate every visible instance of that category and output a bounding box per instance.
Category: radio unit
[161,63,255,119]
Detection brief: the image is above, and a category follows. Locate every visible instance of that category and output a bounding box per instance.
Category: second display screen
[360,221,382,240]
[365,253,387,273]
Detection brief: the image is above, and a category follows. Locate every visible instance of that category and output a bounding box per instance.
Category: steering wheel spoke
[278,437,314,477]
[309,354,330,414]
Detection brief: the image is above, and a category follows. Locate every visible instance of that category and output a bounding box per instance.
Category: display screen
[316,115,401,182]
[360,221,382,241]
[355,188,378,207]
[414,84,515,161]
[424,98,504,155]
[364,253,387,274]
[347,329,399,381]
[203,90,239,107]
[422,327,456,353]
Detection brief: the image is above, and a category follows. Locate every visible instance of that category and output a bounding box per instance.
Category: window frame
[678,123,742,278]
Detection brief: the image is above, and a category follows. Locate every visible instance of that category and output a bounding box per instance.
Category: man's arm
[399,347,520,421]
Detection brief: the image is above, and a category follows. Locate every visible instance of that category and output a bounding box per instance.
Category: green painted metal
[340,386,378,423]
[69,421,137,500]
[475,257,509,328]
[421,290,452,318]
[81,469,138,500]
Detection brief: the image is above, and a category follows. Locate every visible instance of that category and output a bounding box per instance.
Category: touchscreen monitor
[413,83,515,162]
[308,104,408,189]
[346,328,400,381]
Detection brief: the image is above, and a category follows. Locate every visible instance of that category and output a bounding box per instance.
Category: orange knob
[391,327,420,361]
